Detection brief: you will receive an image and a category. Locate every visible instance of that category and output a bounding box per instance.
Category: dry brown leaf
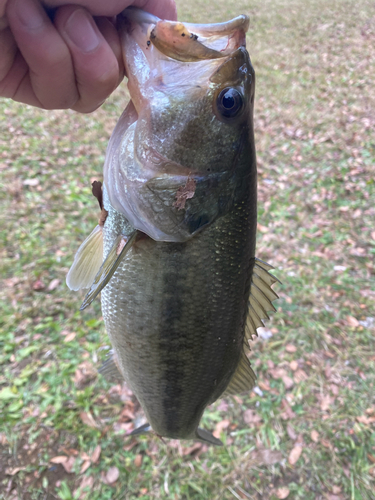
[243,409,262,425]
[346,315,359,327]
[289,360,298,371]
[5,467,26,475]
[285,344,297,353]
[288,445,303,465]
[64,332,76,342]
[286,424,297,440]
[78,476,94,497]
[320,395,332,411]
[32,279,45,291]
[61,456,76,473]
[293,369,308,383]
[80,411,99,428]
[253,448,283,466]
[281,399,296,420]
[80,460,91,474]
[47,278,60,291]
[50,456,68,464]
[182,442,205,456]
[91,445,101,464]
[332,486,341,494]
[282,376,294,390]
[276,487,290,499]
[134,454,143,467]
[310,430,319,442]
[213,419,230,438]
[105,466,119,484]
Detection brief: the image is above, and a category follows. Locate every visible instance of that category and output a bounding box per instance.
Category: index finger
[0,0,9,28]
[44,0,177,20]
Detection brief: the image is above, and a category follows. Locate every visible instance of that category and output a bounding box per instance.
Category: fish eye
[216,88,244,119]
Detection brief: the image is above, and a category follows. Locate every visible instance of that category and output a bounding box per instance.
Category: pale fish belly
[100,186,256,439]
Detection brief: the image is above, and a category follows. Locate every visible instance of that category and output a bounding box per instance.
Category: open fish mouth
[120,7,249,62]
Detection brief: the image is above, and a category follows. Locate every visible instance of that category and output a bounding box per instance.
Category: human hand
[0,0,177,112]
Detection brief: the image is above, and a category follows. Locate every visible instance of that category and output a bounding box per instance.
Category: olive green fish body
[67,8,279,445]
[101,174,256,438]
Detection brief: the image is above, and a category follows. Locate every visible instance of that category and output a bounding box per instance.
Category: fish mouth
[120,7,249,63]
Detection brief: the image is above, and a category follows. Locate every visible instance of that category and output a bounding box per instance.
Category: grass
[1,0,374,498]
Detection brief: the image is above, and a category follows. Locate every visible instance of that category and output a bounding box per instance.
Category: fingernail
[65,9,99,52]
[15,0,44,30]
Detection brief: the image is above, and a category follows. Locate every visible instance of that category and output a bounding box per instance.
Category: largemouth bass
[67,8,279,446]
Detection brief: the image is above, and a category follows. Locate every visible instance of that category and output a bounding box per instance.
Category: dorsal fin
[222,350,256,397]
[66,225,103,291]
[245,258,281,341]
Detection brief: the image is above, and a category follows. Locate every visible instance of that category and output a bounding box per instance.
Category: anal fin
[80,230,138,310]
[222,350,256,397]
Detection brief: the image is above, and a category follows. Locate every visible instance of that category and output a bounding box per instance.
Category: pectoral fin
[66,225,103,291]
[80,231,138,311]
[222,350,256,397]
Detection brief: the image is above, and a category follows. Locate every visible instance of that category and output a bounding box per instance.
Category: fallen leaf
[320,395,332,411]
[91,445,101,464]
[47,278,60,291]
[78,476,94,497]
[285,344,297,353]
[64,332,76,342]
[23,178,39,186]
[50,456,68,464]
[293,369,308,383]
[32,279,45,291]
[332,486,341,494]
[80,411,99,428]
[5,467,26,475]
[346,315,359,327]
[253,448,283,465]
[134,454,143,467]
[105,466,119,484]
[213,419,230,438]
[310,430,319,442]
[286,424,297,440]
[282,376,294,390]
[281,399,296,419]
[289,360,298,371]
[182,442,205,456]
[243,409,262,425]
[288,445,303,465]
[61,456,76,473]
[80,460,91,474]
[276,487,290,499]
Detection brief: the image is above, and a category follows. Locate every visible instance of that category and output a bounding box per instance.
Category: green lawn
[1,0,374,498]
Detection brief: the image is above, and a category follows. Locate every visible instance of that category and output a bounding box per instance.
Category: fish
[66,7,279,446]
